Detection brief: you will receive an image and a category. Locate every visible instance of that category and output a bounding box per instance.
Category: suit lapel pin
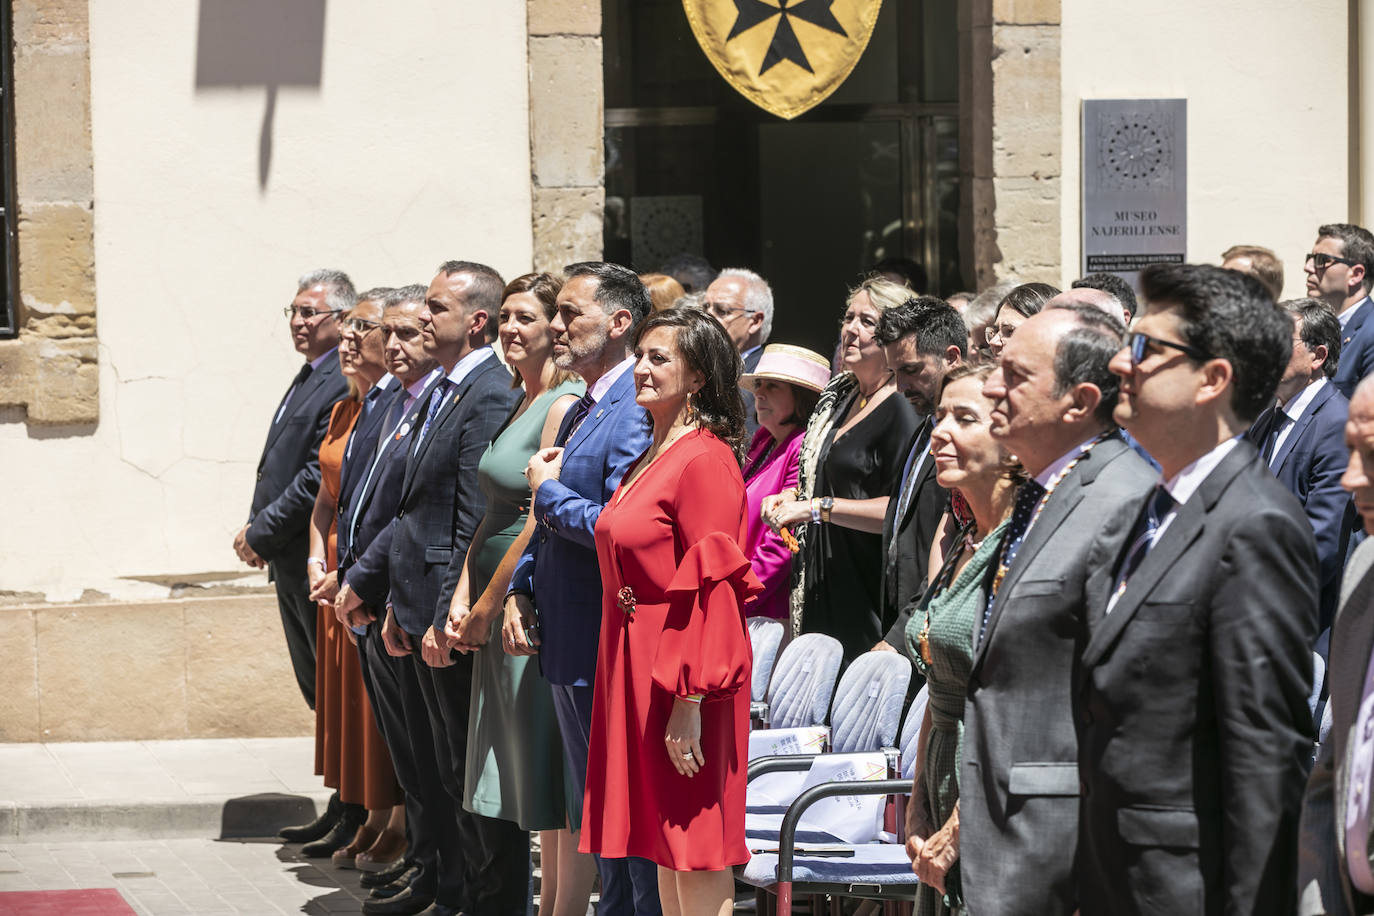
[596,408,605,419]
[396,421,411,441]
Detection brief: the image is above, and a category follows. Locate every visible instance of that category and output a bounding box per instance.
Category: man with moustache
[956,304,1153,915]
[506,262,660,916]
[373,262,522,915]
[871,297,965,655]
[1299,376,1374,916]
[332,286,448,907]
[1077,264,1317,915]
[236,269,354,709]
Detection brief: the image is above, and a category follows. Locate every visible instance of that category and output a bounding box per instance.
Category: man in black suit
[1309,223,1374,398]
[1247,299,1356,629]
[1299,376,1374,915]
[371,262,522,916]
[333,287,451,905]
[872,297,964,655]
[234,269,354,709]
[955,304,1153,915]
[1075,264,1318,915]
[703,267,772,438]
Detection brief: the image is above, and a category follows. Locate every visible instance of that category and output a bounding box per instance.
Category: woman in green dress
[903,364,1020,916]
[444,272,586,916]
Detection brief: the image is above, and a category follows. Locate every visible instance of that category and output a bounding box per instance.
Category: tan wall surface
[1,1,532,599]
[0,595,314,742]
[1060,0,1350,298]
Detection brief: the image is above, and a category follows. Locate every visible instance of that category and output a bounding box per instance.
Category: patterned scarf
[788,371,858,635]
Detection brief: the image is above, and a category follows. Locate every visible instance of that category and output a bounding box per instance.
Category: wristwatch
[820,496,835,523]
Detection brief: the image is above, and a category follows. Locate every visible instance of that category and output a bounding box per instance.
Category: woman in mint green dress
[902,364,1019,916]
[443,273,586,913]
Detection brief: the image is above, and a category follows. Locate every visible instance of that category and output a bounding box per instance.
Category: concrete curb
[0,790,332,842]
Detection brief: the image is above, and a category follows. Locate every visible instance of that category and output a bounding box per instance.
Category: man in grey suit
[1299,376,1374,916]
[1076,264,1317,915]
[234,268,353,708]
[953,303,1154,915]
[704,268,772,438]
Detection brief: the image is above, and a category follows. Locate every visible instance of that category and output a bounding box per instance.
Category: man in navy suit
[507,263,659,916]
[235,269,353,709]
[704,267,772,439]
[1308,223,1374,398]
[371,262,523,916]
[1247,299,1357,629]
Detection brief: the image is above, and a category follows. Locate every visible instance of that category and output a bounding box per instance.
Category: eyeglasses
[705,301,749,321]
[1305,252,1356,270]
[985,323,1019,342]
[1126,331,1211,366]
[343,316,382,334]
[283,305,339,321]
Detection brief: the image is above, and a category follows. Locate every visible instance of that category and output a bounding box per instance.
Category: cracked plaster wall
[1058,0,1348,296]
[0,0,533,599]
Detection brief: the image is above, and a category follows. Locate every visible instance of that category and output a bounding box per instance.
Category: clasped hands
[761,488,812,534]
[905,800,959,894]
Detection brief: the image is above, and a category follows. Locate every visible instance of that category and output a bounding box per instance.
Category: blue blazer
[509,366,651,686]
[335,379,401,566]
[1249,382,1357,628]
[387,353,520,635]
[339,386,425,610]
[1334,297,1374,398]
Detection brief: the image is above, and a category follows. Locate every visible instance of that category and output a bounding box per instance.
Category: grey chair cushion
[768,633,844,729]
[829,651,913,754]
[738,844,919,889]
[898,686,929,781]
[748,618,786,703]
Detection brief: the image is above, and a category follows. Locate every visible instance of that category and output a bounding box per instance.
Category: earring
[686,391,698,425]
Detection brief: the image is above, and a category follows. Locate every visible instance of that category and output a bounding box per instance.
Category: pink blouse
[742,426,804,619]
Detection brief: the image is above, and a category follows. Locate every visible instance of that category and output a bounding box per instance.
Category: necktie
[560,392,596,446]
[1113,485,1176,595]
[887,431,930,565]
[274,363,313,424]
[1262,409,1292,466]
[980,479,1046,641]
[414,379,452,451]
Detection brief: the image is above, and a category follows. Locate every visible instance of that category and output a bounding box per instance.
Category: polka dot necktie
[980,479,1046,643]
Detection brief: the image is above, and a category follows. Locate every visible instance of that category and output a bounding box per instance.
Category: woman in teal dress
[902,364,1020,916]
[443,273,586,915]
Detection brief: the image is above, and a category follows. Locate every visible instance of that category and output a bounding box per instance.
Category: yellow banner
[683,0,884,120]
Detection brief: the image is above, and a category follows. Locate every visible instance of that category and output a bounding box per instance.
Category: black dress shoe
[361,858,413,889]
[415,905,464,916]
[361,886,435,915]
[300,804,366,858]
[367,865,421,899]
[278,791,341,843]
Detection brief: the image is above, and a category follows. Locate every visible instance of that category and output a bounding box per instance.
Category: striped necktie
[1113,485,1176,597]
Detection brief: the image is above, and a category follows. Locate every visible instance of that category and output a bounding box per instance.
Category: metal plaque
[1082,99,1187,286]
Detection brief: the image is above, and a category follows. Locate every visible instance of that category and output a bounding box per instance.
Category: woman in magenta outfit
[581,307,760,916]
[738,345,832,619]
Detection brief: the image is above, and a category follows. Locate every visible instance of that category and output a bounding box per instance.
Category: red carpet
[0,889,137,915]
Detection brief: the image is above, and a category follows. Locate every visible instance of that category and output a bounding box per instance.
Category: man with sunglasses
[1075,264,1318,916]
[235,269,354,710]
[1307,223,1374,398]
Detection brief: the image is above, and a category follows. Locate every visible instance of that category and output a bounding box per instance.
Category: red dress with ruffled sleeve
[580,428,762,871]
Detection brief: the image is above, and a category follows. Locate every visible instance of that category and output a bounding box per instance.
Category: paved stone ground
[0,837,375,915]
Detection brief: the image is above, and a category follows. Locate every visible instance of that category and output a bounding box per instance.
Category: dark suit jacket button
[256,471,262,481]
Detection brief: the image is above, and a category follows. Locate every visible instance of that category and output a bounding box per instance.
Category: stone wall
[0,595,314,742]
[0,0,97,425]
[961,0,1062,288]
[527,0,605,271]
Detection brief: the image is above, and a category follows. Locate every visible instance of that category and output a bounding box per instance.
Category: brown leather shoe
[355,829,406,872]
[331,824,382,868]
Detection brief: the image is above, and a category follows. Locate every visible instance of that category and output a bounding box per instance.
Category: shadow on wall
[194,0,326,190]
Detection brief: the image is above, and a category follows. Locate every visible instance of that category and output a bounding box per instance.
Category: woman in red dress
[581,307,761,916]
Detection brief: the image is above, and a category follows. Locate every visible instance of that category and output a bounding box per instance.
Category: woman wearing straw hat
[738,344,831,620]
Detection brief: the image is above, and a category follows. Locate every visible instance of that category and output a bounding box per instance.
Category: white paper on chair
[794,751,889,844]
[747,725,829,761]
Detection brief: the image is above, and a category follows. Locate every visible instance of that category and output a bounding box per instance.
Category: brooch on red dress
[617,586,636,616]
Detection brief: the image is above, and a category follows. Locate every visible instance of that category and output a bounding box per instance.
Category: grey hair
[962,280,1018,333]
[717,267,775,343]
[357,286,395,305]
[297,269,357,314]
[385,284,429,309]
